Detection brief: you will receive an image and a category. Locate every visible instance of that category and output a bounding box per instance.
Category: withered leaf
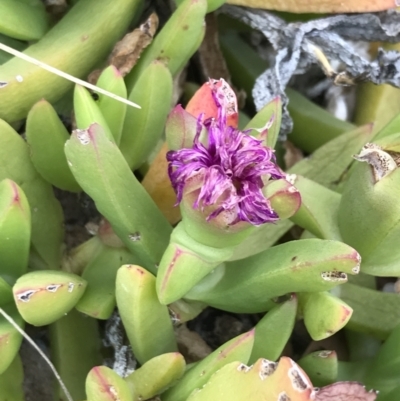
[223,5,400,139]
[109,12,159,76]
[198,13,231,82]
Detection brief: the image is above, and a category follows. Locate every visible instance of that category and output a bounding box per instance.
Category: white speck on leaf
[321,271,347,282]
[75,129,90,145]
[128,232,141,242]
[17,290,38,302]
[46,284,61,293]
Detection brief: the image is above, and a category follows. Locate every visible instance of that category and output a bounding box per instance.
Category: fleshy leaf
[338,136,400,276]
[162,330,254,401]
[0,304,23,375]
[186,239,360,313]
[298,350,338,387]
[249,295,297,364]
[186,357,315,401]
[337,283,400,340]
[13,271,86,326]
[299,292,353,340]
[65,123,172,272]
[125,353,185,399]
[290,175,341,241]
[116,265,177,364]
[0,119,63,269]
[0,179,31,283]
[86,365,133,401]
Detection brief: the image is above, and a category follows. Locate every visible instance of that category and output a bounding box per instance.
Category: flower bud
[167,79,285,243]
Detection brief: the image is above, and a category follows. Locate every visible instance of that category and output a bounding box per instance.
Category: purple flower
[167,99,284,226]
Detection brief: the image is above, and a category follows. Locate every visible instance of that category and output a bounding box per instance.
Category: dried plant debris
[353,142,397,182]
[104,311,136,378]
[109,12,159,76]
[222,5,400,138]
[198,13,231,82]
[88,13,158,83]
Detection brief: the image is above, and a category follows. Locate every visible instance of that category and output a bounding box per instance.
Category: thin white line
[0,42,140,109]
[0,307,74,401]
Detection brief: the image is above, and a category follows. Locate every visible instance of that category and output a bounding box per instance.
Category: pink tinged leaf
[264,178,301,219]
[166,105,199,150]
[316,382,378,401]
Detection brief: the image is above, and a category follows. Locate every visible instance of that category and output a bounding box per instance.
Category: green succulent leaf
[50,309,102,401]
[186,239,360,313]
[126,0,207,90]
[162,330,255,401]
[290,124,374,190]
[125,353,186,400]
[74,84,114,141]
[0,304,24,375]
[376,386,400,401]
[174,0,225,12]
[0,0,49,41]
[76,245,140,319]
[120,60,173,170]
[0,278,12,307]
[230,124,375,261]
[374,107,400,141]
[0,0,144,123]
[299,292,352,340]
[13,271,87,326]
[337,283,400,340]
[264,178,301,220]
[96,66,128,145]
[0,179,30,284]
[363,323,400,395]
[86,365,133,401]
[156,223,236,305]
[290,176,342,241]
[0,355,24,401]
[168,299,207,324]
[186,357,315,401]
[244,97,282,149]
[249,295,297,364]
[116,265,177,365]
[26,99,81,192]
[0,119,63,269]
[298,350,338,387]
[65,123,172,271]
[338,149,400,276]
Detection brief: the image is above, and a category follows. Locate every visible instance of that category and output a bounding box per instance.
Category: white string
[0,42,140,109]
[0,307,74,401]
